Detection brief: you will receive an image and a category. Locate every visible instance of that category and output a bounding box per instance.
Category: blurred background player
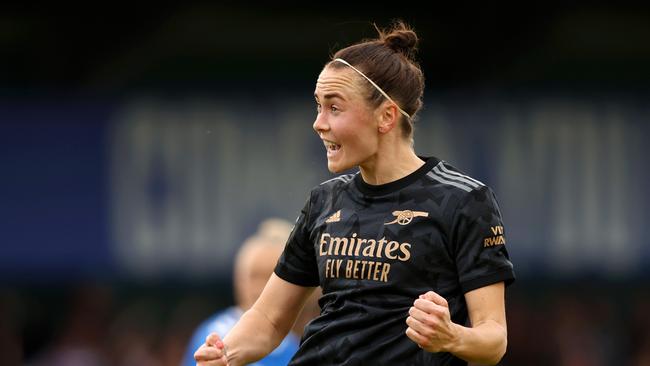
[182,218,320,366]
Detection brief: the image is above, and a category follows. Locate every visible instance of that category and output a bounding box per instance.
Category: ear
[376,101,399,134]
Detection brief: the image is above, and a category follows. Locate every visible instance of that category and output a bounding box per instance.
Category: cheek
[348,120,378,152]
[348,131,373,150]
[337,112,376,143]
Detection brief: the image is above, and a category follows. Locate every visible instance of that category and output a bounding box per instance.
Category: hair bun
[381,22,419,56]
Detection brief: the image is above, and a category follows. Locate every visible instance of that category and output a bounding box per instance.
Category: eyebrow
[314,92,346,101]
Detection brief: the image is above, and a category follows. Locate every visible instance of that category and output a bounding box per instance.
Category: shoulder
[297,172,357,218]
[308,172,358,200]
[426,160,496,206]
[421,160,503,217]
[424,160,490,195]
[317,172,358,190]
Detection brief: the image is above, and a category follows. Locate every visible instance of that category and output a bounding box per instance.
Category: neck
[359,136,424,185]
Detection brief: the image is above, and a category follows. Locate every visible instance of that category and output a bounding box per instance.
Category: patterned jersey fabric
[275,157,515,366]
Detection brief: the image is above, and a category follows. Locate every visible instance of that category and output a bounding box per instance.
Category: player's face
[313,66,380,173]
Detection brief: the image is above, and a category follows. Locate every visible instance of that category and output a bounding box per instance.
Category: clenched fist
[405,291,460,353]
[194,333,230,366]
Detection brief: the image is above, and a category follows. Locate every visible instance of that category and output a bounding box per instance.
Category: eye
[316,102,322,113]
[330,105,339,113]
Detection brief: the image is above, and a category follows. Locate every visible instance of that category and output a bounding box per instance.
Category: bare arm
[406,282,508,365]
[195,274,315,366]
[449,282,508,364]
[224,274,315,365]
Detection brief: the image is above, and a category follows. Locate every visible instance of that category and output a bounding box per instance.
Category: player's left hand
[405,291,460,353]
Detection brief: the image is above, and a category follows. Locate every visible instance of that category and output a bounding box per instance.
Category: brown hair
[329,20,425,138]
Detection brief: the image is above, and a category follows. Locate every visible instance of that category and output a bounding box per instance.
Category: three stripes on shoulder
[319,162,484,193]
[320,172,359,185]
[426,162,484,192]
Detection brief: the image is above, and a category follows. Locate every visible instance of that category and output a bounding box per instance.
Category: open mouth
[323,139,341,156]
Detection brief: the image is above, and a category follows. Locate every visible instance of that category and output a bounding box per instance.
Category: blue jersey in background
[182,306,299,366]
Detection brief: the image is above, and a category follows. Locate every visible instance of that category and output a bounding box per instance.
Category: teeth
[324,140,340,151]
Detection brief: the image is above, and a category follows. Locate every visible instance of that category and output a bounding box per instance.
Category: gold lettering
[355,260,365,279]
[319,233,413,283]
[398,243,411,261]
[367,261,376,279]
[484,235,506,247]
[330,236,348,256]
[340,260,393,282]
[376,237,387,258]
[319,233,330,256]
[348,233,357,256]
[362,240,376,257]
[355,238,366,256]
[325,259,332,278]
[372,261,382,281]
[384,241,399,259]
[360,260,367,277]
[490,226,504,235]
[380,263,390,282]
[345,259,353,278]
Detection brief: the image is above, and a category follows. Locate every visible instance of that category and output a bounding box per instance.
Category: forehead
[315,66,366,100]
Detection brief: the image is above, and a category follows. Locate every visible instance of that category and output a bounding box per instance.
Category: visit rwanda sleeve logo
[483,225,506,247]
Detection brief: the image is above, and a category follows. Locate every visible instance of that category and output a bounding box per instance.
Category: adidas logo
[325,210,341,223]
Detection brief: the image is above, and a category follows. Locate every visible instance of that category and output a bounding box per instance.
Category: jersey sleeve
[274,190,320,287]
[451,185,515,294]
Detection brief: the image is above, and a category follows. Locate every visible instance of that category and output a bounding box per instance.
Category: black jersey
[274,157,515,366]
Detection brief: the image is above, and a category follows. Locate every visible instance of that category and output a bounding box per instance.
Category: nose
[313,112,329,135]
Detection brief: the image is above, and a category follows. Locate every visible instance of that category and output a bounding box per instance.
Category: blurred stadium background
[1,4,649,365]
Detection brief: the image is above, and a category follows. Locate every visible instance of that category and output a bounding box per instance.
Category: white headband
[332,58,411,120]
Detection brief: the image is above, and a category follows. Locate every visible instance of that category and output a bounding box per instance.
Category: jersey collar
[353,156,440,196]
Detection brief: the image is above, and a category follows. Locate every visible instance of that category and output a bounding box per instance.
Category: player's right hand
[194,332,230,366]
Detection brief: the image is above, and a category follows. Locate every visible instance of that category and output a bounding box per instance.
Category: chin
[327,163,342,173]
[327,160,354,174]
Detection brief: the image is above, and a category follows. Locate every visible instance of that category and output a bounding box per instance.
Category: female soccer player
[195,20,515,366]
